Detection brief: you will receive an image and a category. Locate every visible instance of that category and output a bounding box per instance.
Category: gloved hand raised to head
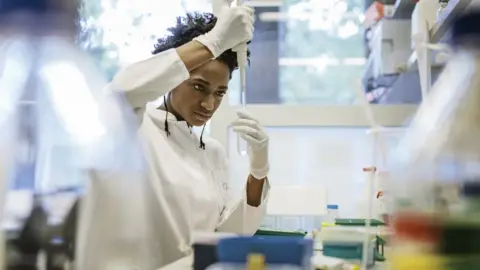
[194,1,254,58]
[231,110,269,180]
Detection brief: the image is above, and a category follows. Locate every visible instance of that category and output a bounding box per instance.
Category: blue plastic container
[216,237,313,269]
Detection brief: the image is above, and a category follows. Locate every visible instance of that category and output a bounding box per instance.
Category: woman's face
[169,60,230,126]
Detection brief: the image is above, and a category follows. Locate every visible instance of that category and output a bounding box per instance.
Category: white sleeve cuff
[110,48,190,109]
[216,179,270,235]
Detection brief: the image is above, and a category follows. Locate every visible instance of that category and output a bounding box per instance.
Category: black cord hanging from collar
[163,95,171,136]
[163,94,206,150]
[199,124,206,150]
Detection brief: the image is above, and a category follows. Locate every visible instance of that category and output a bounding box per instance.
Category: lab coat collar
[146,102,193,133]
[145,102,208,164]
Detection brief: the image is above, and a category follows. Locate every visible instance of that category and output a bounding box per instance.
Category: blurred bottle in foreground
[390,10,480,270]
[0,0,157,269]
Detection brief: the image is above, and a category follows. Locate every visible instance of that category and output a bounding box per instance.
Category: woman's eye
[216,91,226,97]
[193,84,204,91]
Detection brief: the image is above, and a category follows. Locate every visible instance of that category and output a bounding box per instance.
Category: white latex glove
[194,3,254,58]
[231,110,269,180]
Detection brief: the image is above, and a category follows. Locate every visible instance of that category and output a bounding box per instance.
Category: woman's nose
[200,94,215,111]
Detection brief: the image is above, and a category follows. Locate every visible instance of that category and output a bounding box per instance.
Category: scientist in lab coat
[106,3,269,268]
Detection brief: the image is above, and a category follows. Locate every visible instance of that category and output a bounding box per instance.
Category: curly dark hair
[152,12,250,76]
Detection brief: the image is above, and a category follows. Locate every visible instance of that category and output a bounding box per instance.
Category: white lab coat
[93,48,269,268]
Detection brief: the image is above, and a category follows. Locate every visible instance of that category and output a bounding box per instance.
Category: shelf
[376,71,422,104]
[364,0,474,103]
[376,66,443,104]
[391,0,473,31]
[405,0,472,70]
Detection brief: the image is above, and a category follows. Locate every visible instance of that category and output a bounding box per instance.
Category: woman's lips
[194,112,211,121]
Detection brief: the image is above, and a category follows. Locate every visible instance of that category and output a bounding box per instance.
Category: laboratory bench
[161,222,391,270]
[160,252,388,270]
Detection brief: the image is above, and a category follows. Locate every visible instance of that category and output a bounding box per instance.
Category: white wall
[226,127,405,219]
[209,103,412,230]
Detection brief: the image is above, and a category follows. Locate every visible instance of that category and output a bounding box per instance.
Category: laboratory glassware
[325,205,339,224]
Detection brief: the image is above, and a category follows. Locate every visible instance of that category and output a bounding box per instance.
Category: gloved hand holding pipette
[194,1,254,59]
[206,0,250,156]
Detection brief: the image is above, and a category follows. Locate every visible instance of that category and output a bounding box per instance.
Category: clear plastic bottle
[390,10,480,269]
[325,204,339,223]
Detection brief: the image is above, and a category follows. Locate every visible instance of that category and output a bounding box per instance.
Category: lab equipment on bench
[215,237,313,269]
[207,253,302,270]
[192,232,307,270]
[323,242,375,268]
[194,242,219,270]
[390,10,480,269]
[320,227,376,268]
[192,232,237,270]
[311,253,346,270]
[254,228,306,238]
[325,205,339,223]
[335,219,385,227]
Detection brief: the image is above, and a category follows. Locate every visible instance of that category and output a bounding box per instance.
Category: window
[230,0,366,105]
[78,0,365,105]
[78,0,212,80]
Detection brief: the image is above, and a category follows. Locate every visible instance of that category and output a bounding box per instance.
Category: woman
[84,4,269,269]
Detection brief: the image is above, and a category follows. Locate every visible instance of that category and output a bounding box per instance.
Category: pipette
[231,0,248,235]
[212,0,248,156]
[233,0,249,156]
